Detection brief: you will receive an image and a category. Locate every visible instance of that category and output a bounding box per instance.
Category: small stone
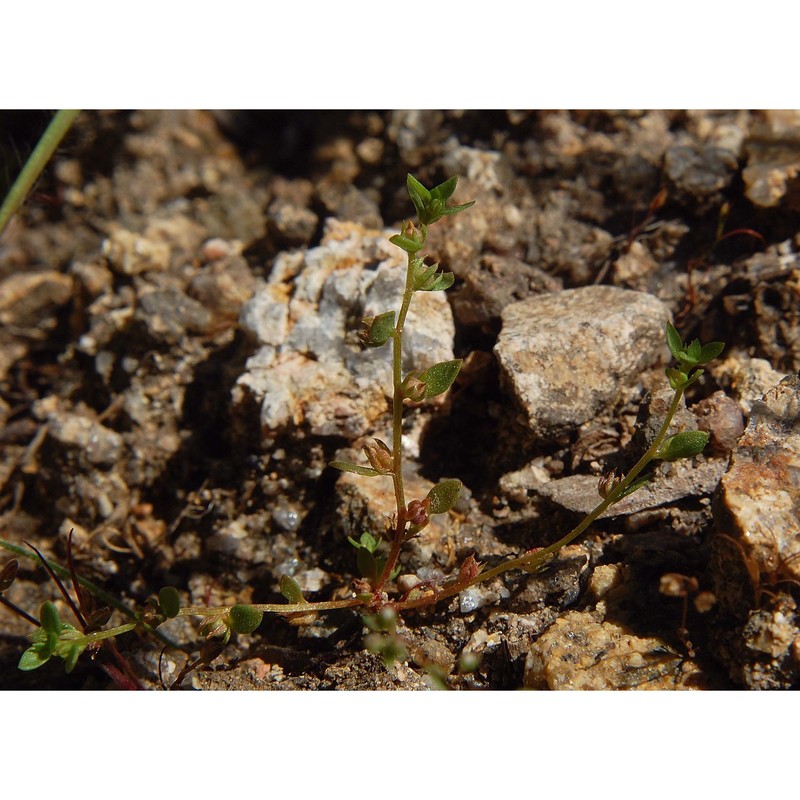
[0,271,73,326]
[239,283,291,347]
[234,219,454,440]
[692,390,745,454]
[451,253,562,328]
[188,255,256,321]
[268,199,319,246]
[714,373,800,605]
[713,353,789,415]
[664,144,738,211]
[201,237,243,261]
[587,563,625,601]
[743,111,800,209]
[194,191,266,247]
[317,181,382,229]
[70,260,113,298]
[135,286,214,342]
[524,609,699,690]
[494,286,671,440]
[518,458,727,519]
[102,228,171,275]
[41,407,124,468]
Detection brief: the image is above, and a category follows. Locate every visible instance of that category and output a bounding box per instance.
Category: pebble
[135,286,215,342]
[494,286,671,441]
[0,271,73,326]
[524,608,702,690]
[102,228,171,275]
[36,403,124,468]
[714,373,800,607]
[235,219,455,439]
[743,111,800,209]
[663,144,738,211]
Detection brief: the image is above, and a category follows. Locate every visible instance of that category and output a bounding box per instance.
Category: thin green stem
[390,250,417,515]
[0,110,80,237]
[391,383,689,610]
[0,536,177,647]
[85,622,138,643]
[376,243,422,593]
[178,597,364,617]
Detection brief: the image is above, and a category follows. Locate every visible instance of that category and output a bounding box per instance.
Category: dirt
[1,110,798,690]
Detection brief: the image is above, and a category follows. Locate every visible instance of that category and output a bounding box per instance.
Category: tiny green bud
[665,367,689,391]
[158,586,181,619]
[359,310,396,347]
[401,372,427,402]
[655,430,710,461]
[228,604,264,635]
[389,220,426,253]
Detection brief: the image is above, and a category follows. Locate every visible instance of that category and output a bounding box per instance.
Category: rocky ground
[1,110,799,690]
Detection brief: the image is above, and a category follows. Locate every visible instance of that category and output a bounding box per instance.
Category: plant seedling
[0,170,729,687]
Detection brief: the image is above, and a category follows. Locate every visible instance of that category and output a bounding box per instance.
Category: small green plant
[0,172,726,686]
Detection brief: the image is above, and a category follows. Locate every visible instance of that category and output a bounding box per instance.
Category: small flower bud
[401,372,426,402]
[405,498,430,533]
[363,438,394,474]
[199,615,229,639]
[458,554,483,584]
[358,310,395,347]
[597,469,622,499]
[402,220,424,246]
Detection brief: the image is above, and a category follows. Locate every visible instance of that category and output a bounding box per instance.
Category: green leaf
[411,259,439,291]
[618,475,653,499]
[685,339,702,362]
[228,605,264,635]
[18,643,52,671]
[357,548,378,581]
[348,531,379,553]
[684,368,704,387]
[158,586,181,619]
[419,359,462,398]
[389,233,425,254]
[62,641,87,674]
[655,430,710,461]
[360,310,395,347]
[39,601,61,635]
[279,575,305,604]
[425,272,455,292]
[665,322,684,360]
[665,367,689,391]
[698,341,725,363]
[407,173,431,218]
[329,461,381,477]
[440,201,476,216]
[426,479,462,515]
[430,176,458,202]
